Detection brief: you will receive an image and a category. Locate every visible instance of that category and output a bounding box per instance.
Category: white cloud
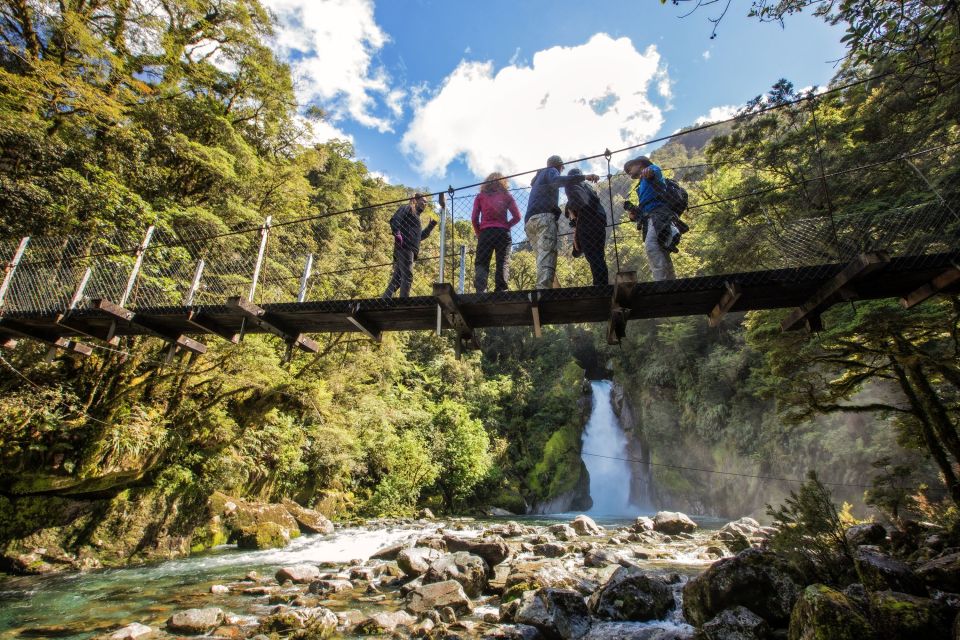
[263,0,401,132]
[401,34,667,180]
[702,50,711,61]
[694,104,740,125]
[368,170,393,183]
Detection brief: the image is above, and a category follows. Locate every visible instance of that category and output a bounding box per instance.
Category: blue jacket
[636,163,667,212]
[525,167,586,223]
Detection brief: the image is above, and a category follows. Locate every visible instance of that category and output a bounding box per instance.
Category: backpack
[655,178,689,217]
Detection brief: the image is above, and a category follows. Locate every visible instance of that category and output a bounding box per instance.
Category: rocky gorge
[3,503,958,640]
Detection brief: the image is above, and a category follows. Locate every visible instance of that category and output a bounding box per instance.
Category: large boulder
[587,566,674,622]
[444,534,512,567]
[281,499,334,534]
[501,588,592,640]
[701,606,769,640]
[424,551,489,597]
[549,524,578,542]
[844,522,886,548]
[505,560,591,599]
[370,540,411,561]
[533,543,568,558]
[483,624,543,640]
[787,584,872,640]
[486,522,533,538]
[583,548,622,568]
[397,547,444,578]
[355,610,416,634]
[275,564,320,584]
[583,623,690,640]
[682,548,802,627]
[870,590,951,639]
[854,546,926,595]
[259,606,337,636]
[108,623,153,640]
[406,580,473,616]
[570,516,604,537]
[917,551,960,592]
[717,518,762,553]
[631,517,654,533]
[235,522,290,550]
[167,608,225,635]
[652,512,697,535]
[308,578,353,595]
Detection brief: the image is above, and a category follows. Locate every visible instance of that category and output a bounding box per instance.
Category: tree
[430,400,492,511]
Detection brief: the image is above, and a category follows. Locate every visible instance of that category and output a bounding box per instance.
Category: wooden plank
[613,271,638,307]
[708,281,742,327]
[186,310,240,344]
[433,282,473,337]
[529,292,542,338]
[91,298,207,354]
[0,321,93,356]
[607,308,628,345]
[781,252,890,331]
[346,305,382,343]
[900,265,960,309]
[226,296,319,353]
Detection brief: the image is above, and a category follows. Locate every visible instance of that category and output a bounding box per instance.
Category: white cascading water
[581,379,635,515]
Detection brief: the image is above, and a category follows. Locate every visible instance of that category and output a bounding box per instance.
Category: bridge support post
[346,303,382,343]
[708,281,742,327]
[900,262,960,309]
[528,292,542,338]
[608,271,637,345]
[226,296,318,355]
[434,282,475,358]
[0,236,30,310]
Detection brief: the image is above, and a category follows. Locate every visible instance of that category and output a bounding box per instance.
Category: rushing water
[581,380,635,516]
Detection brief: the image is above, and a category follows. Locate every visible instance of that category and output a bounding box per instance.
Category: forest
[0,0,958,571]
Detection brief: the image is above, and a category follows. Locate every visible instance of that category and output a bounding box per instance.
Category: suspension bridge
[1,113,958,359]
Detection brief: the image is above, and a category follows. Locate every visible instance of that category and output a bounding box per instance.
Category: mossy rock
[236,522,290,550]
[502,581,535,604]
[869,590,950,639]
[788,584,873,640]
[190,519,230,553]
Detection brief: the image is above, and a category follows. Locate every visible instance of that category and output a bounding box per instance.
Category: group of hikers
[383,154,685,299]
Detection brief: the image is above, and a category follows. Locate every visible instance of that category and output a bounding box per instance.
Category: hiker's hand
[585,174,600,183]
[394,232,403,247]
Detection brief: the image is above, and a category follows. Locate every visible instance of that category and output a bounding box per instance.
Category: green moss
[502,582,534,603]
[526,424,583,500]
[788,584,873,640]
[236,522,289,550]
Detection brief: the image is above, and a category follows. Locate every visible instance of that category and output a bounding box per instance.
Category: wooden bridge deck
[0,252,957,353]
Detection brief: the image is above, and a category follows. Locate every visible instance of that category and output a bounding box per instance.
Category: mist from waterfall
[581,380,635,516]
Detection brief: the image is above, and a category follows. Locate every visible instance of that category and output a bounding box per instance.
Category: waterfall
[581,380,635,516]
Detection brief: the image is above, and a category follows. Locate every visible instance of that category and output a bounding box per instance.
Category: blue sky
[263,0,847,190]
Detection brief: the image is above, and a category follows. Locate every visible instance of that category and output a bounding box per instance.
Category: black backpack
[655,178,689,217]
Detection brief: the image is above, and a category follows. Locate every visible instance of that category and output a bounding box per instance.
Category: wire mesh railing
[1,86,958,319]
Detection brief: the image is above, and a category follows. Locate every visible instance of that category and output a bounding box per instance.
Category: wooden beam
[186,310,240,344]
[433,282,473,339]
[607,307,628,345]
[781,251,890,331]
[226,296,319,353]
[708,281,742,327]
[90,298,207,354]
[613,271,638,308]
[900,264,960,309]
[0,321,92,356]
[528,292,542,338]
[346,304,382,343]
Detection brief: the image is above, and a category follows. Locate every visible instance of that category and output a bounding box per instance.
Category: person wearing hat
[525,155,599,289]
[623,156,676,281]
[383,192,437,298]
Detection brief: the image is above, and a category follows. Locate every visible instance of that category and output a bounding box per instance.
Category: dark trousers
[383,246,415,298]
[584,246,608,286]
[474,228,511,293]
[578,218,608,286]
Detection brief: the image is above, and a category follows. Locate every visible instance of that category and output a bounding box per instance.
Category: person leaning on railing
[563,168,609,286]
[382,193,437,299]
[525,155,600,290]
[471,172,521,293]
[623,156,676,281]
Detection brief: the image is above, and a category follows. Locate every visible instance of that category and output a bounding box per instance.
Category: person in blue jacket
[525,155,599,289]
[623,156,676,281]
[383,193,437,298]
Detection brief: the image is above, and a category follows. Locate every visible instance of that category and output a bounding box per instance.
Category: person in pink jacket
[471,172,521,293]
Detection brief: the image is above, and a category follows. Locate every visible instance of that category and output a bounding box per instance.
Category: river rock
[167,608,225,634]
[716,518,762,553]
[701,606,768,640]
[871,590,951,638]
[501,588,592,640]
[275,564,320,584]
[652,512,697,535]
[486,521,534,538]
[570,516,604,537]
[631,517,654,533]
[406,579,473,616]
[583,548,622,568]
[259,606,338,635]
[854,546,926,595]
[844,522,886,547]
[370,540,411,560]
[424,551,489,597]
[587,566,674,621]
[549,524,578,541]
[917,551,960,592]
[281,499,334,534]
[533,543,568,558]
[236,522,291,550]
[787,584,872,640]
[583,622,691,640]
[308,578,353,595]
[505,560,590,597]
[418,508,436,519]
[108,623,153,640]
[355,610,416,634]
[682,548,802,627]
[398,547,444,577]
[444,534,512,567]
[483,623,543,640]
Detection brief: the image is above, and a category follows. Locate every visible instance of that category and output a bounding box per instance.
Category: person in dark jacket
[525,155,599,289]
[383,193,437,299]
[564,169,608,286]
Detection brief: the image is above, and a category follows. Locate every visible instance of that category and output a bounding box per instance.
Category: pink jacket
[471,191,521,235]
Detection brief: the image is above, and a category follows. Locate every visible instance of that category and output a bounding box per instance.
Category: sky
[262,0,848,190]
